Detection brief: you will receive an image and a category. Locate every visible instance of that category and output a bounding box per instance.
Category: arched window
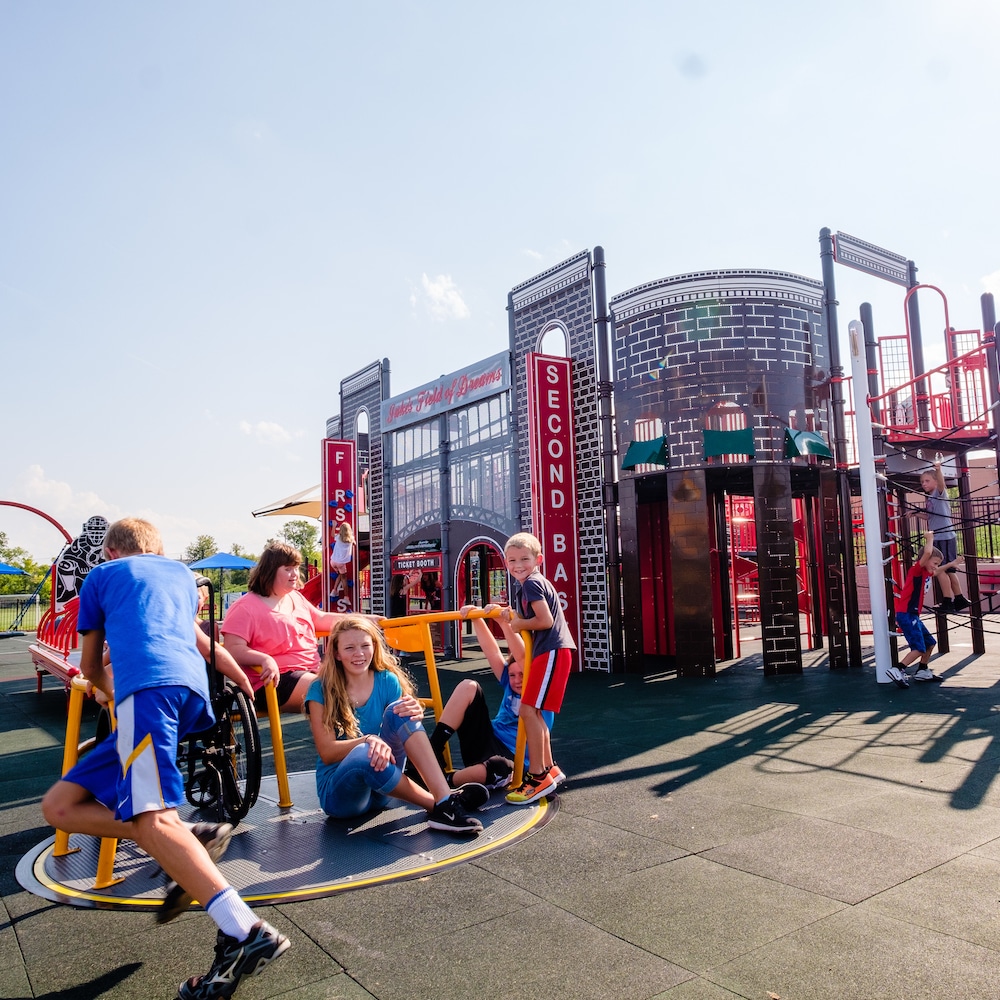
[537,322,569,357]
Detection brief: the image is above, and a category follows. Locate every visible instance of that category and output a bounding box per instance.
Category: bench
[977,565,1000,612]
[30,598,83,693]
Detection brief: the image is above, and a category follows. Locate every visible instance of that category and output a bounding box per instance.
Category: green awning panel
[784,428,833,458]
[703,427,755,458]
[621,436,669,470]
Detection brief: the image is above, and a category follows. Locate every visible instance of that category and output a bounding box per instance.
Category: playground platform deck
[4,623,1000,999]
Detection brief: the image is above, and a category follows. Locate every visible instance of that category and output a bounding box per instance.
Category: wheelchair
[178,577,262,825]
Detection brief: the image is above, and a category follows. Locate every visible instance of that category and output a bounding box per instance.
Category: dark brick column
[668,468,716,676]
[753,464,801,674]
[819,468,848,669]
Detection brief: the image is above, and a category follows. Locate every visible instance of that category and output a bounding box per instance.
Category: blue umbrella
[0,562,27,575]
[188,553,256,571]
[188,553,256,609]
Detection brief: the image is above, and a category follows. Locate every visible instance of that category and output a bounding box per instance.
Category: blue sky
[3,0,999,561]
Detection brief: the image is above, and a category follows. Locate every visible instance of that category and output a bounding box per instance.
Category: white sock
[206,887,257,940]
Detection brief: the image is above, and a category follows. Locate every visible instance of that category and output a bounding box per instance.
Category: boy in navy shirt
[501,532,576,804]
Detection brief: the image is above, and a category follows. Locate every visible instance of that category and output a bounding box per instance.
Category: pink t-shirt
[221,590,322,691]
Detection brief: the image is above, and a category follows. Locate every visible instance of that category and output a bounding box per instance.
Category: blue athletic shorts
[63,686,214,821]
[895,612,935,654]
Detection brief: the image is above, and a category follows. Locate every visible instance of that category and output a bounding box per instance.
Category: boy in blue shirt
[425,604,555,791]
[41,519,288,1000]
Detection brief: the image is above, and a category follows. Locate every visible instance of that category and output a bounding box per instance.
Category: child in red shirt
[889,532,945,688]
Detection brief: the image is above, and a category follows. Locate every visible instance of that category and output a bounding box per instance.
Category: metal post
[439,411,454,659]
[860,303,899,668]
[906,261,931,432]
[819,228,860,667]
[593,246,624,671]
[848,319,892,682]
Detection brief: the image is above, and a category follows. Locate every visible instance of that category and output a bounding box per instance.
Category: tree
[0,531,52,601]
[184,535,218,563]
[277,520,320,565]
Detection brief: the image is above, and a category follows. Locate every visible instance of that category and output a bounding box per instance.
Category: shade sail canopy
[784,428,833,458]
[703,427,756,458]
[621,436,669,470]
[0,562,27,575]
[188,553,257,571]
[252,485,322,519]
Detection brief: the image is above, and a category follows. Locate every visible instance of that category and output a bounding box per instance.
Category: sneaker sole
[426,819,483,834]
[506,782,557,804]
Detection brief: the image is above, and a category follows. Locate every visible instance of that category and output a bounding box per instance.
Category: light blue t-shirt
[306,670,404,796]
[492,662,554,763]
[77,554,209,707]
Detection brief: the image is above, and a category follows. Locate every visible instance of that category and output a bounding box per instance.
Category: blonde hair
[504,531,541,557]
[315,616,414,738]
[337,523,355,544]
[104,518,164,557]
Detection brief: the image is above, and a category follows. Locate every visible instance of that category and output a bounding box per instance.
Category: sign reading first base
[322,439,357,614]
[525,352,582,670]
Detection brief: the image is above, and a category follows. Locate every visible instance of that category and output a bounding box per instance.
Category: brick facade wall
[611,270,838,675]
[509,251,611,671]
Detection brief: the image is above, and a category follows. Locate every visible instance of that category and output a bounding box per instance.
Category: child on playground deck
[330,522,355,595]
[501,531,576,805]
[40,518,288,1000]
[305,615,488,834]
[919,461,968,612]
[888,530,945,688]
[425,604,554,792]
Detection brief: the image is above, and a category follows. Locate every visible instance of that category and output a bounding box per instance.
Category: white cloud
[417,273,470,322]
[239,421,301,446]
[981,269,1000,299]
[521,248,544,261]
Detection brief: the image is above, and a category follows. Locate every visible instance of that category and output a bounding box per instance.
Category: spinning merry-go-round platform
[16,771,557,912]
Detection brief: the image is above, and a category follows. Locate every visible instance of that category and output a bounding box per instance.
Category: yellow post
[52,680,87,857]
[511,632,533,787]
[263,682,293,808]
[379,608,503,775]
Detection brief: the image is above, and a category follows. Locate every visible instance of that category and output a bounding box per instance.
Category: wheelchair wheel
[216,688,261,823]
[186,766,222,810]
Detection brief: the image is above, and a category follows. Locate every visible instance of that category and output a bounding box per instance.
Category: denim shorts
[895,612,935,654]
[317,699,425,819]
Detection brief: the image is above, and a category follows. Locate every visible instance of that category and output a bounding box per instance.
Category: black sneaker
[929,600,954,613]
[483,755,514,790]
[178,920,290,1000]
[157,822,233,924]
[426,794,483,834]
[455,781,489,811]
[952,595,970,612]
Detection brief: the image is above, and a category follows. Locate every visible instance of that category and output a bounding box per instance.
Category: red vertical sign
[322,439,358,614]
[525,353,582,669]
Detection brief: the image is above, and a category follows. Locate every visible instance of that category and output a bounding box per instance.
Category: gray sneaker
[158,822,233,924]
[178,920,290,1000]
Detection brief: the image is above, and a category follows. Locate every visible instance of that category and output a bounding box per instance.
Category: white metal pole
[847,319,893,682]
